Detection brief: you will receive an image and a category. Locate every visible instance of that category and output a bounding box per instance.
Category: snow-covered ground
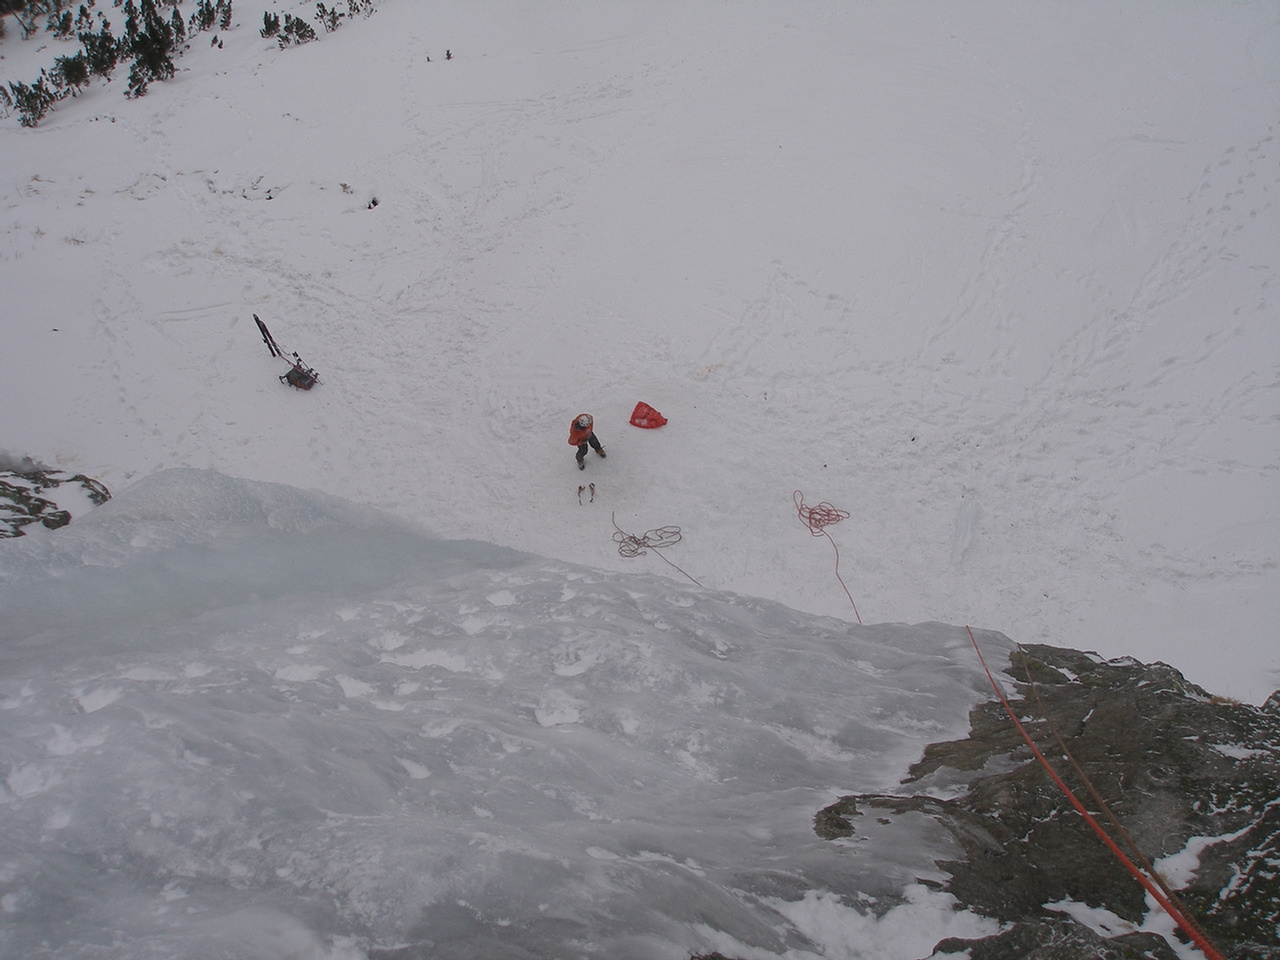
[3,1,1277,703]
[0,2,1277,956]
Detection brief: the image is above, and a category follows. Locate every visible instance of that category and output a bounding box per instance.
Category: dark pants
[576,433,603,462]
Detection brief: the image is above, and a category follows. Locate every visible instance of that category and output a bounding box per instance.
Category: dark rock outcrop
[815,645,1280,960]
[0,465,110,537]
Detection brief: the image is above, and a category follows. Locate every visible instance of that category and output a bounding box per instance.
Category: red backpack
[629,401,667,428]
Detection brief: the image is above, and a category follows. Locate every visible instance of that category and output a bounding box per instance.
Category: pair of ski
[254,314,321,390]
[577,482,596,505]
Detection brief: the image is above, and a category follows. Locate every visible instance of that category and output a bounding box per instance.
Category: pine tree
[78,16,118,79]
[9,72,61,126]
[124,0,177,98]
[277,12,317,47]
[52,50,89,93]
[189,0,215,32]
[316,1,342,33]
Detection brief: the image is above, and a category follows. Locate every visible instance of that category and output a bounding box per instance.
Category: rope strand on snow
[965,626,1225,960]
[611,513,702,586]
[793,490,860,623]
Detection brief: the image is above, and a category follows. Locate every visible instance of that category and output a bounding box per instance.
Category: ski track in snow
[1,2,1278,703]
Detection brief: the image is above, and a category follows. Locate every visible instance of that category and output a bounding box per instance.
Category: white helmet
[576,415,592,429]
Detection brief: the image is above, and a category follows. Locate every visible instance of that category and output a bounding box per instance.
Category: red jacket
[568,414,593,446]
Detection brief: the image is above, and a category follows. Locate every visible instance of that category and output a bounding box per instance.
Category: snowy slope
[2,1,1277,703]
[0,469,1008,959]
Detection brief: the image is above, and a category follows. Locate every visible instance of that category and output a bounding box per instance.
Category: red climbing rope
[793,490,860,623]
[964,626,1225,960]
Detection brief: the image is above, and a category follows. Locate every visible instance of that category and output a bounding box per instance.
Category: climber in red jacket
[568,413,606,470]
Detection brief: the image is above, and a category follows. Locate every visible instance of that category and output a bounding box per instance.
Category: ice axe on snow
[254,314,321,390]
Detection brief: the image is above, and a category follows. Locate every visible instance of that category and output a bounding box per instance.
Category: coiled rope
[611,513,702,586]
[793,490,860,623]
[965,626,1225,960]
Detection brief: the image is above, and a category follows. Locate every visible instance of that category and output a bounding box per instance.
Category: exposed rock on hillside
[0,462,110,537]
[815,645,1279,960]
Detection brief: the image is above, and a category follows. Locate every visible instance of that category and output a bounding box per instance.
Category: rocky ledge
[814,644,1279,960]
[0,461,111,538]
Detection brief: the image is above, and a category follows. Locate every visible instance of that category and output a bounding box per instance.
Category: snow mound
[0,470,1005,959]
